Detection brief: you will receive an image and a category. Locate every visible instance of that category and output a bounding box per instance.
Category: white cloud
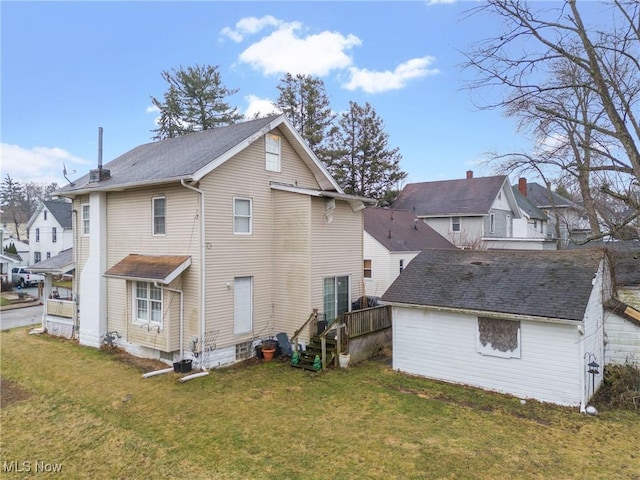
[146,104,159,114]
[234,19,361,76]
[343,56,440,94]
[220,15,281,43]
[244,95,281,119]
[427,0,459,5]
[0,143,89,185]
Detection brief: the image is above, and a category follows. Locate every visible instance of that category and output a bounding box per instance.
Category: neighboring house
[58,115,374,367]
[382,248,611,409]
[26,200,73,265]
[516,178,590,246]
[0,228,22,286]
[3,236,29,266]
[363,207,456,297]
[393,171,553,250]
[29,248,76,338]
[1,209,29,241]
[511,186,551,244]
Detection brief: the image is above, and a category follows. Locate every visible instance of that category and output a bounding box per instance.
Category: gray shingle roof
[59,115,309,194]
[382,248,606,321]
[393,175,508,216]
[519,182,580,209]
[512,187,547,220]
[364,207,456,252]
[44,201,72,229]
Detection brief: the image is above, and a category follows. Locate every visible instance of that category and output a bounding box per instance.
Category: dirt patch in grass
[100,346,172,373]
[0,377,32,408]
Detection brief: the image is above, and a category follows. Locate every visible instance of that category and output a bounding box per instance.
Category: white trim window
[152,196,166,236]
[399,259,405,274]
[35,228,40,242]
[134,281,163,327]
[52,227,57,243]
[363,259,372,279]
[82,204,90,236]
[233,197,252,234]
[489,213,495,234]
[265,133,281,172]
[451,217,461,232]
[34,252,41,263]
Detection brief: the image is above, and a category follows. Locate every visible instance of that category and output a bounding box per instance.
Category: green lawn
[1,327,639,480]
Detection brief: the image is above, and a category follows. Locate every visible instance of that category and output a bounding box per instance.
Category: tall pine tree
[327,102,406,202]
[275,73,335,163]
[151,64,243,140]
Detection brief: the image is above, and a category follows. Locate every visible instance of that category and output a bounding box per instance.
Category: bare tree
[464,0,640,239]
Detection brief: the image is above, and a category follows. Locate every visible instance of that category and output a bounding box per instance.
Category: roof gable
[382,248,606,321]
[393,175,519,217]
[58,115,341,196]
[363,207,456,251]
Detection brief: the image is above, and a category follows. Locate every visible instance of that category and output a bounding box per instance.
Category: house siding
[273,189,312,339]
[605,312,640,365]
[363,232,391,297]
[392,307,584,406]
[423,217,484,248]
[104,185,201,355]
[311,198,364,324]
[198,128,323,352]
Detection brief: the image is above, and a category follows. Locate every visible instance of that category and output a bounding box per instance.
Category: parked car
[11,267,45,287]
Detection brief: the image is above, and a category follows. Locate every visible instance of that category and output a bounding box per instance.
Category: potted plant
[261,339,277,362]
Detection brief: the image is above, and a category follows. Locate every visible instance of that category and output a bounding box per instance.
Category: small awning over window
[104,254,191,285]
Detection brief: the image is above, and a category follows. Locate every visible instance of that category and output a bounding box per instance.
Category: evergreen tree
[326,102,406,201]
[275,73,335,162]
[150,64,243,140]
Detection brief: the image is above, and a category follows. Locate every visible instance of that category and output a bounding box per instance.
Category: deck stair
[291,335,337,371]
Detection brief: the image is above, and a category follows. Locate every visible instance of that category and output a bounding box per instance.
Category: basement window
[476,317,521,359]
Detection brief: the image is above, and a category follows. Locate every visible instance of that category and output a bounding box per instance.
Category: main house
[382,248,613,408]
[26,200,73,265]
[393,171,554,250]
[363,207,455,297]
[58,115,374,367]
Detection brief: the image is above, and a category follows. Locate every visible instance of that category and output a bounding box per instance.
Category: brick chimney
[466,170,473,179]
[518,177,527,196]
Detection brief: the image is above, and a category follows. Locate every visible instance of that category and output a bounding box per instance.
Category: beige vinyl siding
[104,185,201,354]
[273,189,313,337]
[198,129,322,349]
[311,198,364,323]
[424,217,484,247]
[72,195,91,307]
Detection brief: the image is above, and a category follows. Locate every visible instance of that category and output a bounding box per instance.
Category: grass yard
[1,327,639,480]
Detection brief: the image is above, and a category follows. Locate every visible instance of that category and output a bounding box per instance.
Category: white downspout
[159,283,184,359]
[578,322,586,413]
[181,180,206,368]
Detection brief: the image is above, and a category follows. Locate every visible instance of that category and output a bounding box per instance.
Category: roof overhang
[104,254,191,285]
[380,301,582,325]
[270,181,376,212]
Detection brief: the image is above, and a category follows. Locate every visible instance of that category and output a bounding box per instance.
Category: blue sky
[0,1,604,189]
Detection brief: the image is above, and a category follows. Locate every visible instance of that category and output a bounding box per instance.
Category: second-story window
[44,210,48,220]
[490,213,495,234]
[82,204,90,235]
[364,259,372,278]
[451,217,461,232]
[265,134,281,172]
[153,197,166,235]
[35,228,40,242]
[234,197,252,234]
[52,227,57,243]
[399,259,405,274]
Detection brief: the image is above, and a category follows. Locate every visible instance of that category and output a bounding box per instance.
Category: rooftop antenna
[63,163,75,186]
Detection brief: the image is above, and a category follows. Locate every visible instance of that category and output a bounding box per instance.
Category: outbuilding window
[476,317,521,359]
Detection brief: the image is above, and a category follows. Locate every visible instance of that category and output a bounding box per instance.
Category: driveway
[0,304,43,330]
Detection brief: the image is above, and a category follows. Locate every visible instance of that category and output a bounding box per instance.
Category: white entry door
[234,276,253,334]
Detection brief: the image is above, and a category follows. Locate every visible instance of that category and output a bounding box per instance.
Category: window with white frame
[82,204,90,235]
[476,317,521,359]
[399,259,405,273]
[152,196,166,235]
[490,213,495,234]
[233,197,252,234]
[44,210,48,220]
[52,227,57,243]
[323,275,350,324]
[364,259,372,278]
[265,133,281,172]
[34,252,41,263]
[234,276,253,334]
[451,217,461,232]
[46,252,51,259]
[35,228,40,242]
[134,281,163,327]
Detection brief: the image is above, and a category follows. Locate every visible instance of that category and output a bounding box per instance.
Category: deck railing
[343,305,392,338]
[46,298,75,319]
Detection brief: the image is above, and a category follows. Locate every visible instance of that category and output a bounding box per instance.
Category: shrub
[593,359,640,410]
